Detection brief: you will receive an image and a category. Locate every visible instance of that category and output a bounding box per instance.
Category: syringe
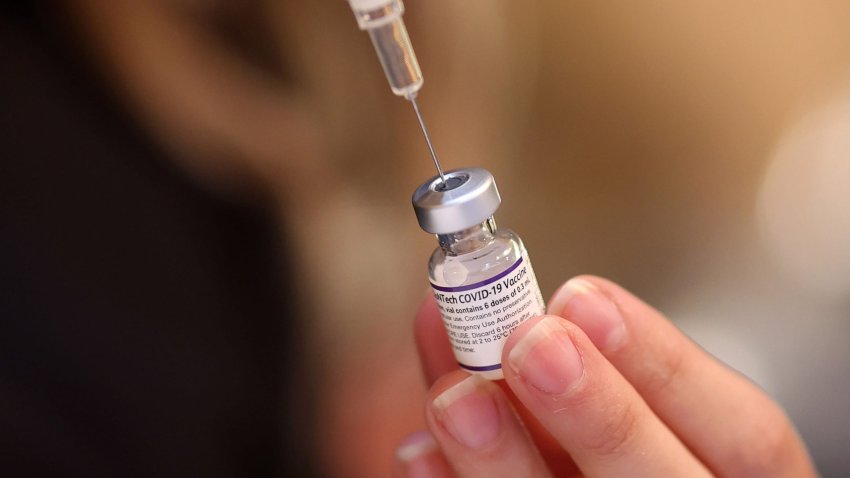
[347,0,447,185]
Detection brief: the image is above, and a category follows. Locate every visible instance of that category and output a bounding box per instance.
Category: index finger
[547,276,817,477]
[502,315,712,477]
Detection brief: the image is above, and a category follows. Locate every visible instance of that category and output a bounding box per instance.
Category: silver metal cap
[412,167,501,234]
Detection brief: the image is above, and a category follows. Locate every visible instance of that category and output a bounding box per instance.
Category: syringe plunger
[348,0,444,184]
[348,0,423,98]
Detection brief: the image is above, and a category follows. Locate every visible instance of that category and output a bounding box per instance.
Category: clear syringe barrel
[348,0,423,99]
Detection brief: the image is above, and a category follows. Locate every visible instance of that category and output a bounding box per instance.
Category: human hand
[392,276,816,477]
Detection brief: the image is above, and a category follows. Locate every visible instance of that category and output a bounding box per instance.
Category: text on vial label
[430,254,545,373]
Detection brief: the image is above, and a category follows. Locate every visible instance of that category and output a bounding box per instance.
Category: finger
[494,381,583,477]
[503,315,712,477]
[548,276,816,477]
[415,296,579,475]
[415,294,458,386]
[392,431,454,478]
[425,370,553,478]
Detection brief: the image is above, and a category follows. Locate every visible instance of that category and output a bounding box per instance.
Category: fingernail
[508,316,584,395]
[395,431,438,463]
[431,375,500,449]
[547,278,626,351]
[395,431,446,478]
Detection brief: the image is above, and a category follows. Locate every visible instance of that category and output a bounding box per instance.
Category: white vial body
[428,218,546,380]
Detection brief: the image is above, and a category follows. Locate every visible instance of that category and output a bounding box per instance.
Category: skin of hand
[392,275,817,478]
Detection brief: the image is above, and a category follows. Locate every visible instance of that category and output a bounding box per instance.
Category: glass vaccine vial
[412,168,546,380]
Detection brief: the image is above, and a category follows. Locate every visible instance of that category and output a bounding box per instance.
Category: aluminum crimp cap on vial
[412,167,501,234]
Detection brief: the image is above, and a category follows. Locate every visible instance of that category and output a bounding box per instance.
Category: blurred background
[5,0,850,476]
